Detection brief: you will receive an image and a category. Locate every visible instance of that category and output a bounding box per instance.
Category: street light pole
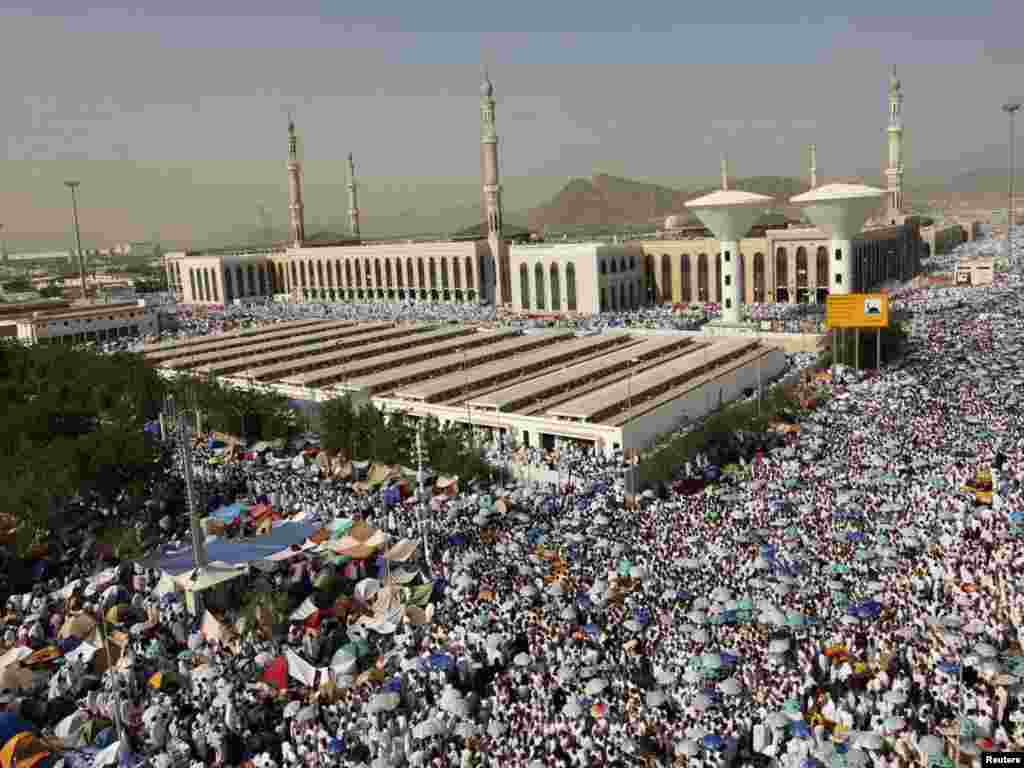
[1003,102,1021,265]
[64,181,89,302]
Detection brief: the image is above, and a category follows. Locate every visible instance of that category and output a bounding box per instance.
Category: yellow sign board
[826,293,889,329]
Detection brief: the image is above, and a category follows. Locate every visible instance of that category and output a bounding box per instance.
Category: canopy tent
[144,520,323,575]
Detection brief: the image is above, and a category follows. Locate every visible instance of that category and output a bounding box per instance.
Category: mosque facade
[165,74,511,309]
[166,67,968,314]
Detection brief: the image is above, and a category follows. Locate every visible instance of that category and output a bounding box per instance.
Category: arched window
[464,256,474,290]
[385,260,393,287]
[566,263,577,311]
[315,262,324,290]
[534,263,546,310]
[364,259,372,286]
[394,259,403,288]
[816,246,829,288]
[224,267,233,301]
[212,270,221,302]
[417,258,426,289]
[619,283,626,310]
[428,258,437,290]
[202,270,211,301]
[629,255,636,270]
[620,257,627,273]
[354,260,362,287]
[344,261,352,288]
[753,252,765,301]
[775,248,788,301]
[610,285,617,311]
[714,253,722,303]
[374,259,383,287]
[440,258,449,290]
[325,261,334,288]
[610,259,617,274]
[519,263,530,309]
[680,254,692,302]
[600,260,607,275]
[796,247,808,294]
[452,258,461,290]
[697,254,709,301]
[628,281,635,308]
[406,258,414,288]
[188,269,196,300]
[549,263,561,310]
[661,254,672,302]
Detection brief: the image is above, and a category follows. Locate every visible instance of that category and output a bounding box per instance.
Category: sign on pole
[826,293,890,329]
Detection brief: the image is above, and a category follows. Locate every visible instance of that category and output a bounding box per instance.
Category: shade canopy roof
[790,183,885,204]
[685,189,776,241]
[685,189,776,208]
[789,184,885,240]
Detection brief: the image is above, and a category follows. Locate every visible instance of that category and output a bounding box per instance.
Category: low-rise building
[7,300,157,345]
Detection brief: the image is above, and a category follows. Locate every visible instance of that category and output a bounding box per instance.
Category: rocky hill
[527,173,810,233]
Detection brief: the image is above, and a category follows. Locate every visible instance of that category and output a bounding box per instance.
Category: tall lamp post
[1003,102,1021,265]
[64,181,89,301]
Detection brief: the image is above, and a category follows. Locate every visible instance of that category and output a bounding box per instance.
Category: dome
[664,214,687,230]
[481,77,494,98]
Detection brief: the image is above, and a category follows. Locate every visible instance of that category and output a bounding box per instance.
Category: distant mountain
[528,173,810,233]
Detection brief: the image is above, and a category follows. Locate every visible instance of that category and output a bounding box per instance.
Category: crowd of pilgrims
[3,240,1023,767]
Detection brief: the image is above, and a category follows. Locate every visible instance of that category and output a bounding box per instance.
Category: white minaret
[810,144,818,189]
[885,66,905,221]
[480,70,508,305]
[347,152,361,239]
[287,117,306,248]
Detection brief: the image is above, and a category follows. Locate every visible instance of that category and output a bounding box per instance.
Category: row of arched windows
[275,255,478,297]
[598,255,638,275]
[519,262,577,312]
[649,246,833,304]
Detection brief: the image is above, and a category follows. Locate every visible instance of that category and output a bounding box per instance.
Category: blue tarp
[147,520,321,575]
[212,502,249,523]
[383,486,402,506]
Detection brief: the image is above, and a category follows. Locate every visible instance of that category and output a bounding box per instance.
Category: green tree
[0,340,168,554]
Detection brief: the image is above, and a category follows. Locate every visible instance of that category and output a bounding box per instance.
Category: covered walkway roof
[153,321,385,369]
[466,335,694,412]
[547,338,759,422]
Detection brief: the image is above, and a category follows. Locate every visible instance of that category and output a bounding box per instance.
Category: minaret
[809,144,818,188]
[347,152,361,239]
[287,116,306,248]
[480,69,508,305]
[885,66,905,221]
[720,155,729,190]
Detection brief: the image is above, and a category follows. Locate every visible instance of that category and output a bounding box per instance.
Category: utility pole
[416,422,431,570]
[1003,102,1021,265]
[64,181,89,302]
[168,394,208,616]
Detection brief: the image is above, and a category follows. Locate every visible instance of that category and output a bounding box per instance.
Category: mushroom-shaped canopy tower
[685,189,775,323]
[789,183,884,296]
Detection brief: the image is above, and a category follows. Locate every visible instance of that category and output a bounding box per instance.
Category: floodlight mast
[1003,102,1021,264]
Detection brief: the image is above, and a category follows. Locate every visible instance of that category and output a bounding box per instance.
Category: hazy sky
[2,1,1021,246]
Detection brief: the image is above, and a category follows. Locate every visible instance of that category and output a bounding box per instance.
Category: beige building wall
[637,222,922,307]
[270,241,488,303]
[509,243,644,315]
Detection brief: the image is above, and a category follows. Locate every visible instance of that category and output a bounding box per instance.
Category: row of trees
[165,371,297,443]
[0,341,169,554]
[319,394,491,479]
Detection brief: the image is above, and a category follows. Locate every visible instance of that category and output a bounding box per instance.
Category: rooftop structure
[790,183,885,295]
[685,158,775,323]
[145,320,786,455]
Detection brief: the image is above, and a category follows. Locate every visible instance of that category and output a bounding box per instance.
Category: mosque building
[164,73,512,308]
[166,67,969,315]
